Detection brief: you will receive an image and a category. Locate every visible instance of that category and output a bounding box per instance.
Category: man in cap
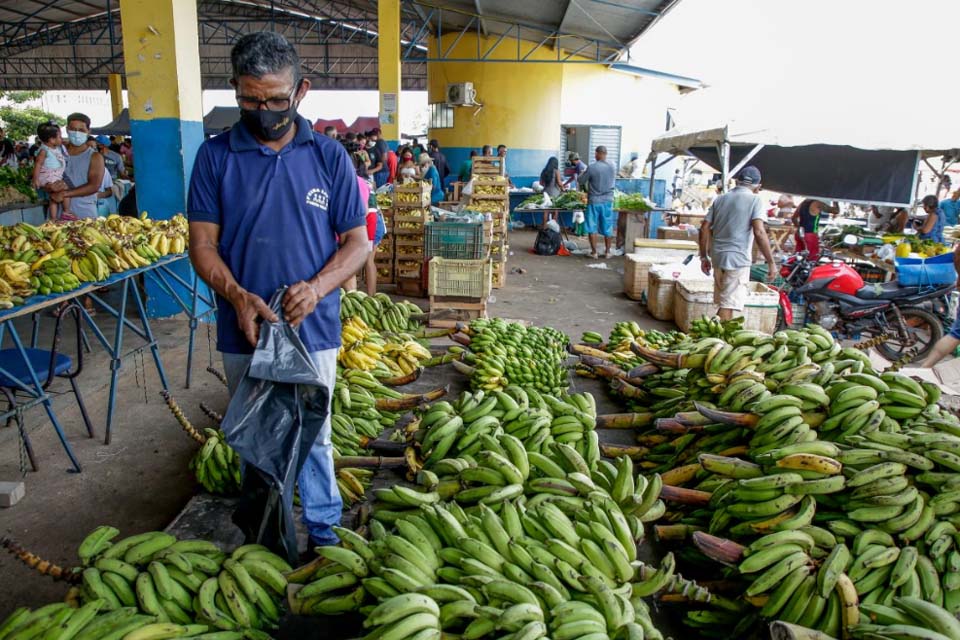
[699,166,777,320]
[96,135,128,180]
[579,145,617,259]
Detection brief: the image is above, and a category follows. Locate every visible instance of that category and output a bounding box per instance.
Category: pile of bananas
[393,188,429,205]
[453,319,569,394]
[375,193,393,209]
[338,316,433,376]
[287,433,676,640]
[339,290,422,334]
[576,321,960,638]
[1,527,289,638]
[689,315,745,339]
[408,387,599,469]
[395,221,423,231]
[472,178,509,196]
[335,467,374,508]
[161,391,241,496]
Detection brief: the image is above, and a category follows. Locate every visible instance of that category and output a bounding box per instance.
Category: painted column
[107,73,124,119]
[377,0,401,145]
[119,0,205,317]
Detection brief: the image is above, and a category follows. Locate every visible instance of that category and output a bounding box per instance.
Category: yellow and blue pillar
[107,73,124,119]
[119,0,205,317]
[378,0,401,147]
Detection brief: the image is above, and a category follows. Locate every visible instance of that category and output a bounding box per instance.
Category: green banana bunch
[190,428,242,496]
[457,319,569,394]
[339,289,423,333]
[689,315,744,339]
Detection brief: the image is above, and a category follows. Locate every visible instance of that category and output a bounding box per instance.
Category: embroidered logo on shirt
[305,188,329,210]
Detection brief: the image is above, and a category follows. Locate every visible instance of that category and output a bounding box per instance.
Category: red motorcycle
[778,252,952,362]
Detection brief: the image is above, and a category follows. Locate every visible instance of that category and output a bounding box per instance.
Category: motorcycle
[778,249,954,362]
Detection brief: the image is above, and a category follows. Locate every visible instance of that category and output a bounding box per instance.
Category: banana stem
[454,322,474,335]
[198,401,223,425]
[659,484,712,506]
[769,621,839,640]
[629,342,684,368]
[693,401,759,428]
[655,419,704,434]
[691,531,745,566]
[206,366,229,387]
[569,344,617,360]
[160,390,207,445]
[591,363,632,381]
[626,363,661,378]
[414,327,454,339]
[451,332,472,346]
[358,438,406,454]
[595,412,654,429]
[674,411,714,426]
[421,354,459,368]
[654,524,702,541]
[599,444,650,459]
[609,378,646,399]
[451,360,476,376]
[376,368,423,386]
[1,537,81,583]
[374,386,449,411]
[333,456,406,470]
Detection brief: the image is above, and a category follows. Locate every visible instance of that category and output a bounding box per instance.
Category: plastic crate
[425,221,485,259]
[428,257,491,298]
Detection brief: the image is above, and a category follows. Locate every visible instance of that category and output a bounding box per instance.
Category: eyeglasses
[236,82,300,112]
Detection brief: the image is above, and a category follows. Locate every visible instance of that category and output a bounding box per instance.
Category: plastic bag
[220,287,329,565]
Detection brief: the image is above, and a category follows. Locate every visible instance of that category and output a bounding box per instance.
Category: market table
[766,223,796,256]
[0,253,213,470]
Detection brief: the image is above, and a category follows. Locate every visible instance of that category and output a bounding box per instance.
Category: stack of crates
[469,174,509,289]
[392,181,431,297]
[374,195,395,284]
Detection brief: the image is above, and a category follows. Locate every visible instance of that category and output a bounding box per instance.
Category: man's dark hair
[470,149,478,158]
[344,132,356,141]
[231,31,301,84]
[323,125,337,135]
[429,139,439,150]
[497,144,506,152]
[66,112,91,128]
[922,195,939,209]
[481,145,493,155]
[36,122,61,143]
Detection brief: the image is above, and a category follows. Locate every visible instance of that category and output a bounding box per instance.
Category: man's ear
[296,78,311,101]
[229,78,238,89]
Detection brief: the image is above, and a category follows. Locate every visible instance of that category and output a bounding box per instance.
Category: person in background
[369,128,389,187]
[479,144,492,158]
[419,153,443,205]
[96,135,128,180]
[109,136,122,152]
[1,140,17,169]
[398,150,418,181]
[563,152,587,190]
[119,138,133,167]
[776,193,796,219]
[50,112,104,220]
[323,125,338,140]
[496,144,514,186]
[922,244,960,367]
[539,157,563,199]
[15,142,30,165]
[364,131,383,186]
[870,205,907,233]
[353,133,371,181]
[619,152,641,179]
[579,146,617,259]
[916,194,945,243]
[385,146,398,184]
[188,31,368,552]
[32,122,72,220]
[699,166,777,321]
[458,149,478,182]
[791,198,839,259]
[939,190,960,227]
[409,137,423,158]
[428,140,450,184]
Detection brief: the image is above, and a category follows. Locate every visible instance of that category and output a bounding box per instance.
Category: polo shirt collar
[229,114,315,153]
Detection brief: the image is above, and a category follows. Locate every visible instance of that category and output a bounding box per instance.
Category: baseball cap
[95,135,110,146]
[737,166,762,185]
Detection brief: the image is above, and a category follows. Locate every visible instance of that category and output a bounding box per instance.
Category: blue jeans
[222,348,342,545]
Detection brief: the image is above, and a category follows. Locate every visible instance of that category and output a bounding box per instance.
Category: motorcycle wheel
[874,306,943,363]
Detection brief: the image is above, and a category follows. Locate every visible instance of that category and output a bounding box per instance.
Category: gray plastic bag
[220,287,329,565]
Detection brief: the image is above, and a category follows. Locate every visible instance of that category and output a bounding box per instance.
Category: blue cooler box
[895,252,956,286]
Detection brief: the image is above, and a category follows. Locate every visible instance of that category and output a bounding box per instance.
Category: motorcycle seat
[856,281,916,300]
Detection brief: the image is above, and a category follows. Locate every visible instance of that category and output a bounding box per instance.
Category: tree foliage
[0,92,63,142]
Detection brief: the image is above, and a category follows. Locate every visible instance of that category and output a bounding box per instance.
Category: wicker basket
[675,280,780,333]
[647,271,678,321]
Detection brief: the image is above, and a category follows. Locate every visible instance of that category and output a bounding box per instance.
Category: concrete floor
[0,228,673,617]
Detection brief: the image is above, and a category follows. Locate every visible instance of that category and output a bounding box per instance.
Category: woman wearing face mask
[49,112,105,220]
[419,154,443,205]
[398,151,418,182]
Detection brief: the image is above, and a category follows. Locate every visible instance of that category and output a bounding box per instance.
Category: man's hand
[700,257,712,276]
[283,280,322,328]
[766,261,778,283]
[233,291,279,347]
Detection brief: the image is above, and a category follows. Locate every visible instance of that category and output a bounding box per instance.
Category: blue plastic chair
[0,302,94,471]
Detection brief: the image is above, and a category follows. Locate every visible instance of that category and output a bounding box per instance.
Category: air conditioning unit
[446,82,476,106]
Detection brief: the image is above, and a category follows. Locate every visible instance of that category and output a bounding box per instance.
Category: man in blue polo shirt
[187,32,368,549]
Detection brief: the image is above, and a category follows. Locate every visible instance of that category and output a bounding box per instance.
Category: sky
[628,0,960,148]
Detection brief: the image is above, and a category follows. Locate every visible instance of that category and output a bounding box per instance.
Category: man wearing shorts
[922,244,960,367]
[699,166,777,320]
[580,146,616,259]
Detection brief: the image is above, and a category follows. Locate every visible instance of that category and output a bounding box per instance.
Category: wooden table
[766,224,796,255]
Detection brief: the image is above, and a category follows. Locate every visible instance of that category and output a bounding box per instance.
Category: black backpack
[534,228,562,256]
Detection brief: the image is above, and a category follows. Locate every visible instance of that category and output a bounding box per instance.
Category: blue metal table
[0,253,214,470]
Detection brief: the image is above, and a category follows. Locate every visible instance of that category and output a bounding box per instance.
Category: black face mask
[241,103,298,142]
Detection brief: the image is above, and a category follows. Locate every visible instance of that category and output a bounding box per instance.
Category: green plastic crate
[425,221,485,260]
